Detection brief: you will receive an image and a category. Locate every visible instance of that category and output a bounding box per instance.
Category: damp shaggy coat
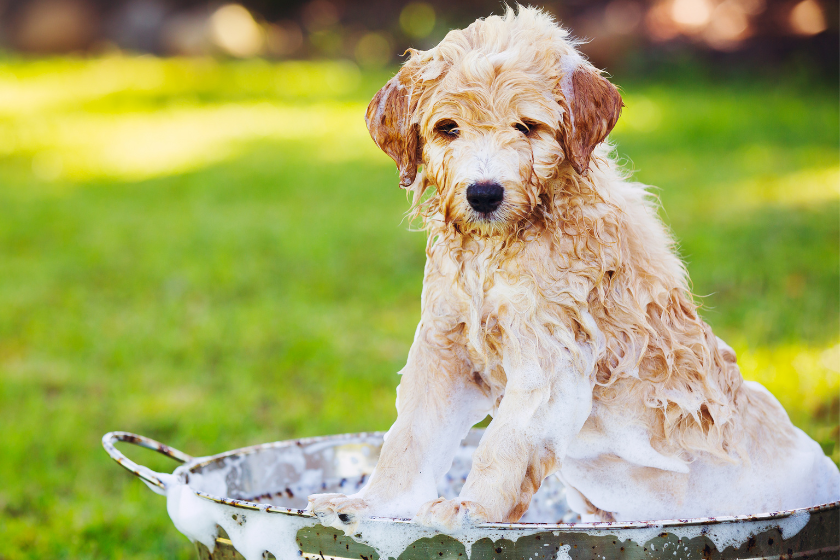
[309,7,840,531]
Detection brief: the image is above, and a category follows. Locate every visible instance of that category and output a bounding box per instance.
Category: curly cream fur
[401,6,777,465]
[309,6,839,529]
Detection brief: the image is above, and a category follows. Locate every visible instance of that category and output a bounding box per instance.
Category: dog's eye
[514,121,537,136]
[435,120,460,139]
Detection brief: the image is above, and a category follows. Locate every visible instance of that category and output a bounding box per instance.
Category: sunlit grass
[0,56,382,183]
[726,161,838,207]
[0,55,837,559]
[0,56,366,115]
[18,102,374,182]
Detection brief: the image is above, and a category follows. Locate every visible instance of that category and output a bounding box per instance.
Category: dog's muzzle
[466,182,504,214]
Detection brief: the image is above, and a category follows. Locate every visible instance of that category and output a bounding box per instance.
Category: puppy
[309,6,839,531]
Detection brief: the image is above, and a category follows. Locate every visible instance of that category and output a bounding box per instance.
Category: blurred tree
[0,0,836,79]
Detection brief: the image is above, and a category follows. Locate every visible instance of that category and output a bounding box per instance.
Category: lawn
[0,56,837,560]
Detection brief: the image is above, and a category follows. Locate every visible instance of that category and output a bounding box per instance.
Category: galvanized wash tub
[103,430,839,560]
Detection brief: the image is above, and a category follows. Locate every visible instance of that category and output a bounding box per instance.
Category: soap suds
[557,544,572,560]
[578,510,811,553]
[667,510,810,552]
[166,480,316,559]
[166,480,221,550]
[157,432,821,560]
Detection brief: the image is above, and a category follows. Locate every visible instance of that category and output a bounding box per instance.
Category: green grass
[0,56,837,559]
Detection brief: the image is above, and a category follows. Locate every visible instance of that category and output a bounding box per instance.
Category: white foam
[336,517,554,560]
[576,510,811,553]
[779,510,811,539]
[581,525,664,548]
[352,518,439,560]
[156,430,824,560]
[162,469,817,560]
[158,438,572,560]
[559,381,839,524]
[557,543,572,560]
[221,507,314,560]
[667,511,810,552]
[165,480,317,560]
[164,475,814,560]
[165,478,549,560]
[165,477,219,550]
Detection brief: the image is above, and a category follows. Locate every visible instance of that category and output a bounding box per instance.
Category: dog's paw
[307,493,371,534]
[414,498,489,532]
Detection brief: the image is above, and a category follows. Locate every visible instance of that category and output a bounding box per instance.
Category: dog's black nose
[466,181,504,214]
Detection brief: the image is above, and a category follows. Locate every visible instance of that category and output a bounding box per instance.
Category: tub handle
[102,431,194,495]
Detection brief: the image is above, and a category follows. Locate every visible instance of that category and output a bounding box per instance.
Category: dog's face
[416,60,567,236]
[366,8,622,237]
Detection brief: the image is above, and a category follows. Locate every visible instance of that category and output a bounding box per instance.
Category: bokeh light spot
[355,32,392,69]
[703,1,752,50]
[646,1,681,41]
[789,0,827,36]
[210,4,265,58]
[672,0,712,29]
[400,3,436,39]
[266,21,304,57]
[13,0,97,53]
[604,1,643,35]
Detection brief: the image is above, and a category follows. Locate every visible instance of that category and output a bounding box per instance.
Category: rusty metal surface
[102,430,840,560]
[194,503,839,560]
[102,431,193,490]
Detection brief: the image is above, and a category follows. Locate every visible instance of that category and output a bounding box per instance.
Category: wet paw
[307,493,371,534]
[414,498,489,532]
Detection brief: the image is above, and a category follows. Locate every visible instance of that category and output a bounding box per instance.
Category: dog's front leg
[308,321,491,533]
[416,337,595,530]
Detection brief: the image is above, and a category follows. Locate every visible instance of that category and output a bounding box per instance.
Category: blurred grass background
[0,52,837,559]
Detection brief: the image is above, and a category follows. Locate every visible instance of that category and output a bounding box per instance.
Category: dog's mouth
[463,203,508,225]
[444,181,533,236]
[471,209,501,222]
[455,207,518,238]
[456,198,541,239]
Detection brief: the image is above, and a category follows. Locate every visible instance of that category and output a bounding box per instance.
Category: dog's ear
[558,65,623,176]
[365,70,420,188]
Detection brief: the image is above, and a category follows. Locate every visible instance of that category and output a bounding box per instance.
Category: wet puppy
[309,6,840,532]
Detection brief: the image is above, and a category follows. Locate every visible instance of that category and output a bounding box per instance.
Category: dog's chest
[424,251,576,406]
[435,238,584,324]
[432,242,586,401]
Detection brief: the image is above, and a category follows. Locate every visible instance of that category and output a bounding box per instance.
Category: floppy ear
[365,71,420,188]
[559,66,623,176]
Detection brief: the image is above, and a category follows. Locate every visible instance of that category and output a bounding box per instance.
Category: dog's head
[366,7,622,237]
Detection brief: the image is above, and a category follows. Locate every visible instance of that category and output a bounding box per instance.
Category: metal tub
[103,430,839,560]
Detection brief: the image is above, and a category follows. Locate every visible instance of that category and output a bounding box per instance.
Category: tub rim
[103,429,840,531]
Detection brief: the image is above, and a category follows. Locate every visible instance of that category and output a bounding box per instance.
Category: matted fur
[309,6,839,530]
